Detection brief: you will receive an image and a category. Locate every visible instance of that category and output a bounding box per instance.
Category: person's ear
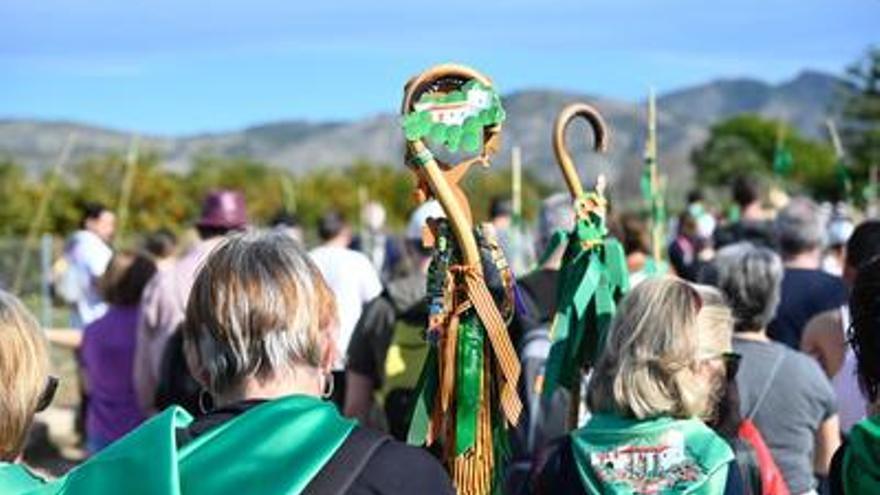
[183,336,210,390]
[319,330,339,374]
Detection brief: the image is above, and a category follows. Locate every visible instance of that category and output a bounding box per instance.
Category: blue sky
[1,0,877,135]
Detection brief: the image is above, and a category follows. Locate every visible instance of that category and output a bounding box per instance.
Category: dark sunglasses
[36,376,59,412]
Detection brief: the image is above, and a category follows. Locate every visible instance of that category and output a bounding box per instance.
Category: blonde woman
[0,290,56,491]
[537,277,736,494]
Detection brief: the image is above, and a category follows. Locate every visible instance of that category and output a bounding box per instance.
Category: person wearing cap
[134,190,248,415]
[343,201,442,437]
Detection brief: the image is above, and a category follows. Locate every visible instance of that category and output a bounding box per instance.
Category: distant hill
[0,70,848,199]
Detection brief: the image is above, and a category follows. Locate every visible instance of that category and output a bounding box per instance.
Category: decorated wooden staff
[827,119,853,202]
[401,64,522,495]
[541,103,629,428]
[641,89,667,272]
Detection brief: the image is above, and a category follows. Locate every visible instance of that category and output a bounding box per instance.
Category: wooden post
[116,135,140,242]
[512,146,522,221]
[646,88,662,264]
[826,119,852,200]
[12,133,76,295]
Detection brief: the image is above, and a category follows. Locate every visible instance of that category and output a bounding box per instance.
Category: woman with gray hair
[714,242,841,495]
[175,230,452,493]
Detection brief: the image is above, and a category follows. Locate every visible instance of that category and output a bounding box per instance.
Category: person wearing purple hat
[134,190,248,415]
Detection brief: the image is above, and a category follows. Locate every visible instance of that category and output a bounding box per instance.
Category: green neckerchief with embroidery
[22,395,353,495]
[0,463,45,492]
[571,413,733,494]
[843,415,880,494]
[541,191,629,401]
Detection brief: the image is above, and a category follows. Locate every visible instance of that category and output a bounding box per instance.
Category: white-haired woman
[0,290,56,491]
[537,277,737,494]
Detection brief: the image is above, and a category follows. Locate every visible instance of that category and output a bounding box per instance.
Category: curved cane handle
[552,103,610,200]
[402,64,503,268]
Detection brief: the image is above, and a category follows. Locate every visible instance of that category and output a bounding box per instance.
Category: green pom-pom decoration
[447,126,463,152]
[401,81,505,158]
[461,131,481,153]
[429,123,448,145]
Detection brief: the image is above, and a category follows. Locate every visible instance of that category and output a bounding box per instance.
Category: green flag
[772,142,793,177]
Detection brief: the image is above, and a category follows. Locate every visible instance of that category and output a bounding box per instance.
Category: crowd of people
[1,173,879,494]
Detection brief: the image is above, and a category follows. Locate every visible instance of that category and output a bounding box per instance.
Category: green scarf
[571,414,733,494]
[0,463,45,492]
[843,415,880,494]
[23,395,354,495]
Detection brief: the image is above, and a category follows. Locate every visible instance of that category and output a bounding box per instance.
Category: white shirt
[66,230,113,327]
[309,245,383,369]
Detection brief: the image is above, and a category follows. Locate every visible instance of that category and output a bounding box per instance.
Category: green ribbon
[456,313,484,455]
[640,157,667,256]
[407,346,439,446]
[542,212,629,399]
[773,145,794,177]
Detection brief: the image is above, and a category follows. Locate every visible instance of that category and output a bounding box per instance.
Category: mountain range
[0,70,848,199]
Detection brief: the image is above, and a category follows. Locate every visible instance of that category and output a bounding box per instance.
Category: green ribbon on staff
[541,208,629,399]
[640,159,667,233]
[772,142,794,177]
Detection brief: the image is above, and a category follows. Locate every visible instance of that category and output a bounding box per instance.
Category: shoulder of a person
[803,309,843,341]
[781,344,832,379]
[363,439,452,491]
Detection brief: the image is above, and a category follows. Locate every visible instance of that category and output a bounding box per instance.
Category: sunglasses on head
[36,376,59,413]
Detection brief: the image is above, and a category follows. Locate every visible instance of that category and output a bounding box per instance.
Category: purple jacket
[81,306,146,443]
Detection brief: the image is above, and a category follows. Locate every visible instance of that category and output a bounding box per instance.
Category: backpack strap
[303,426,389,494]
[745,348,786,421]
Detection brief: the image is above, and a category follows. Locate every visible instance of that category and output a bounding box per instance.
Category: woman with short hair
[714,243,840,494]
[0,290,55,491]
[537,277,736,494]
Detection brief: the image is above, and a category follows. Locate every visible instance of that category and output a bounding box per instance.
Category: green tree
[0,159,40,235]
[692,114,838,198]
[841,47,880,199]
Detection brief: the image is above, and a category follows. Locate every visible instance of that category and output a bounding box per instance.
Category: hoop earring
[321,372,335,400]
[198,389,214,414]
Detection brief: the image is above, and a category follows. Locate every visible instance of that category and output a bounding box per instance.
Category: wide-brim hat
[196,190,248,229]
